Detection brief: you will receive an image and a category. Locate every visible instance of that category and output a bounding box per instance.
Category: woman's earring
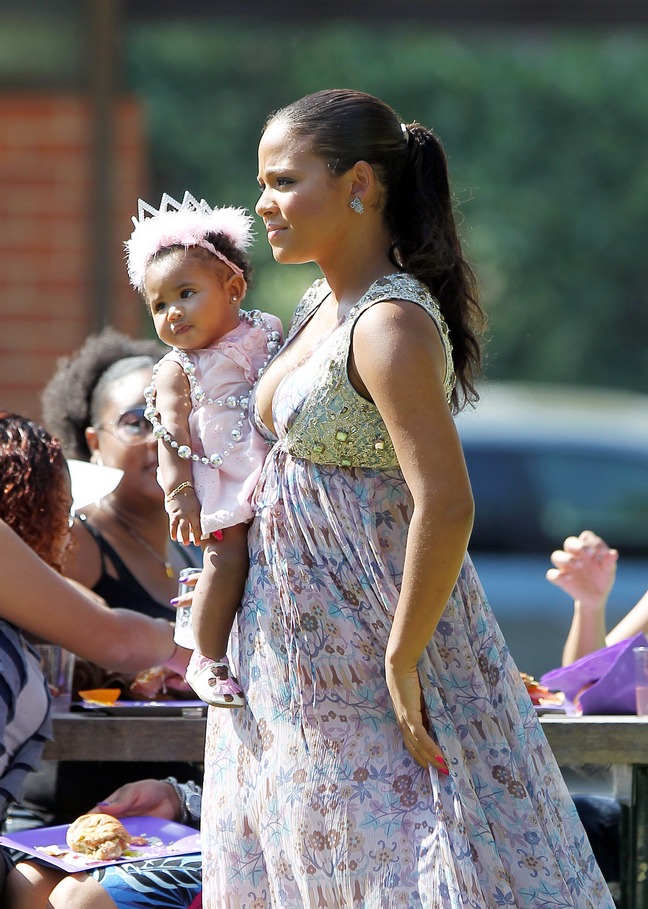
[350,196,365,215]
[232,296,238,302]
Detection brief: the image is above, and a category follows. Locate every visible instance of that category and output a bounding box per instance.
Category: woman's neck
[317,236,394,313]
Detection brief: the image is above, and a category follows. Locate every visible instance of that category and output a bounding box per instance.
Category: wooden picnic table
[44,711,648,907]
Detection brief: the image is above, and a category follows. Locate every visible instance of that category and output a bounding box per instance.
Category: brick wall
[0,94,148,420]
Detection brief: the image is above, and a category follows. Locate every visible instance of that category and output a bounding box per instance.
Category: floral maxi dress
[202,275,613,909]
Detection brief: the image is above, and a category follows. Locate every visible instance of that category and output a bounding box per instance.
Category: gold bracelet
[165,481,194,502]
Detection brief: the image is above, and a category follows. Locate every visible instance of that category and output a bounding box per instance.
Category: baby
[125,192,282,707]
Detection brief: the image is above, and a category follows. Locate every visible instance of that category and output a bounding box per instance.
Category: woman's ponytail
[387,123,485,412]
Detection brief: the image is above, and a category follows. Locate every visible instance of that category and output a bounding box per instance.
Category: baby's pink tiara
[125,191,255,293]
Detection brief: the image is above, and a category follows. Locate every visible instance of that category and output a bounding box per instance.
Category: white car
[455,382,648,678]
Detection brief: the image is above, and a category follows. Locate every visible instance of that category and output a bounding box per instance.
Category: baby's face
[145,250,241,350]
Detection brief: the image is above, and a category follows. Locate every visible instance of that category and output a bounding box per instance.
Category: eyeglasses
[95,406,154,446]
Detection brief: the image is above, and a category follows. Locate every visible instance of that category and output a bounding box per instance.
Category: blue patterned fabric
[91,853,201,909]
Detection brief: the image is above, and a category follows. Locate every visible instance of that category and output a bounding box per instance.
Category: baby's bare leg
[192,522,249,661]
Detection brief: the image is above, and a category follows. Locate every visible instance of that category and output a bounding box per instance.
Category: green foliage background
[126,23,648,390]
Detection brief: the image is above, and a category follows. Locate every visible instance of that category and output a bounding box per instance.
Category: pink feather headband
[125,191,255,294]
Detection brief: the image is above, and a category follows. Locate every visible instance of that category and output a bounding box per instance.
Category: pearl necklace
[144,310,281,469]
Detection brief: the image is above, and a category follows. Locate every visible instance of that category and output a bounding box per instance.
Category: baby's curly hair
[0,412,70,571]
[42,327,163,460]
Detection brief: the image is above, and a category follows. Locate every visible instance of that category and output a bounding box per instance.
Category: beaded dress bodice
[280,273,454,469]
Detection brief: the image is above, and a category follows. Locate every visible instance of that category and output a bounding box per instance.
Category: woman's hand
[91,779,182,821]
[385,660,448,774]
[546,530,618,610]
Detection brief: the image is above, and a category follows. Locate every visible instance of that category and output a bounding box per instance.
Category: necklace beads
[144,310,281,470]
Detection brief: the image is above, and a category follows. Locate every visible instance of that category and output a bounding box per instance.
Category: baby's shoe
[185,652,245,708]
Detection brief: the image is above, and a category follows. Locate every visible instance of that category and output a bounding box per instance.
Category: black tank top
[76,513,196,619]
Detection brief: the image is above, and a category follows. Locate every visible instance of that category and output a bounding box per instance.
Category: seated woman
[547,529,632,891]
[0,412,196,906]
[3,778,202,909]
[42,327,200,628]
[36,329,202,822]
[547,528,648,665]
[0,412,186,824]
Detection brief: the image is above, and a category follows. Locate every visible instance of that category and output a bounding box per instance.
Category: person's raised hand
[546,530,618,609]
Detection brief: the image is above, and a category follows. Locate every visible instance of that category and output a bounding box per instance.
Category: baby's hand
[165,488,203,546]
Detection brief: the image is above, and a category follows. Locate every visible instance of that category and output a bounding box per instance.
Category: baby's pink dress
[161,312,283,537]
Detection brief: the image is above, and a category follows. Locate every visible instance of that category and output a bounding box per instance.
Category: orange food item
[78,688,121,706]
[520,672,565,707]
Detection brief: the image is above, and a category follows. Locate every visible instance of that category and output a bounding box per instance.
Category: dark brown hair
[264,89,485,411]
[41,327,163,460]
[0,412,70,571]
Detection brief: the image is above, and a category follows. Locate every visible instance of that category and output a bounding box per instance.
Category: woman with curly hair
[0,411,201,909]
[0,412,71,572]
[0,412,184,829]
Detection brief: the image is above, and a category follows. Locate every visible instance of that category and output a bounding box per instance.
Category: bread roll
[66,812,131,861]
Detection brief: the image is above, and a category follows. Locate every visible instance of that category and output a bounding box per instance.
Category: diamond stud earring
[350,196,364,215]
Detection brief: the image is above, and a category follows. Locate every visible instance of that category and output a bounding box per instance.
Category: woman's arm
[0,519,186,674]
[546,530,618,665]
[353,300,474,768]
[605,591,648,645]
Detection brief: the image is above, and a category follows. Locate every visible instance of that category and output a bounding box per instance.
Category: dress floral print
[201,277,613,909]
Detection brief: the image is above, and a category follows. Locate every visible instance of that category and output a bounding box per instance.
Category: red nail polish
[433,756,449,774]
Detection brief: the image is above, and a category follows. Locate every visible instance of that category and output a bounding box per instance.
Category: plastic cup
[35,644,75,711]
[634,647,648,715]
[173,567,201,650]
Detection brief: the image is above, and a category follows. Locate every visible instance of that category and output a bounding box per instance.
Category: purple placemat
[0,816,200,872]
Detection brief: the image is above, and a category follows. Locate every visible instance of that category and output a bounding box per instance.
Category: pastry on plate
[66,813,132,861]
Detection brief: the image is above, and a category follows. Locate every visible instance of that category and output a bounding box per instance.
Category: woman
[4,777,202,909]
[0,412,184,827]
[547,528,648,665]
[201,90,613,907]
[35,329,201,823]
[546,530,632,890]
[42,327,199,623]
[0,419,201,909]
